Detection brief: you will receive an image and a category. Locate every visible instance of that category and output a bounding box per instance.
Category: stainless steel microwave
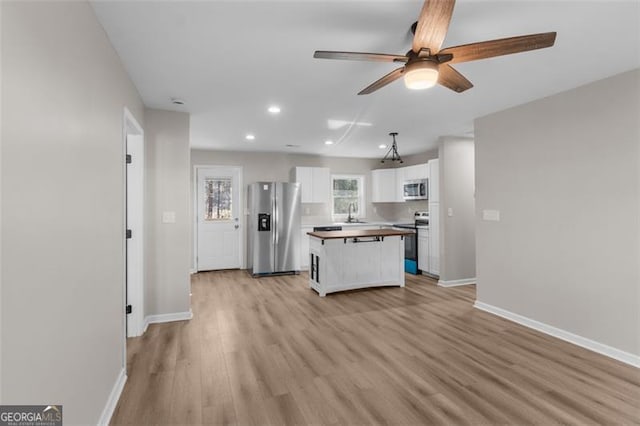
[403,179,428,200]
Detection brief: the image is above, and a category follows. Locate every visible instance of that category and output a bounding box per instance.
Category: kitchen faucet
[347,203,355,223]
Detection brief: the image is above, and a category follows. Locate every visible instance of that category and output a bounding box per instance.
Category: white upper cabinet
[371,163,430,203]
[428,159,439,203]
[312,167,330,201]
[403,163,429,181]
[293,167,330,203]
[394,167,406,202]
[371,168,397,203]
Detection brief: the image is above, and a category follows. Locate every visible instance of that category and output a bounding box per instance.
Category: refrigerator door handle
[272,188,277,270]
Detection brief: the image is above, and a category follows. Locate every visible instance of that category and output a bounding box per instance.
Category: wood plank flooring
[111,270,640,425]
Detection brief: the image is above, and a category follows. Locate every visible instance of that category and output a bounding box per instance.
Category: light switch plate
[482,209,500,221]
[162,211,176,223]
[447,207,453,217]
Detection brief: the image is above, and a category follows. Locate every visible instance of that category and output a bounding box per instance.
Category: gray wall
[0,2,4,404]
[145,109,191,317]
[475,69,640,356]
[438,137,476,282]
[190,150,437,268]
[1,1,144,422]
[191,150,436,222]
[0,0,3,402]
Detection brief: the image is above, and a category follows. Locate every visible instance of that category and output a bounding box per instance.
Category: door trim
[123,107,144,341]
[193,165,244,271]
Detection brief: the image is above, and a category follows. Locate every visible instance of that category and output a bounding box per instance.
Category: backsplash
[373,200,429,222]
[300,200,428,225]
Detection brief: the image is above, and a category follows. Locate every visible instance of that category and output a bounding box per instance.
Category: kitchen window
[331,174,365,220]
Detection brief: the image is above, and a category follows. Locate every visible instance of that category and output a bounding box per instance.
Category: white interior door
[197,166,242,271]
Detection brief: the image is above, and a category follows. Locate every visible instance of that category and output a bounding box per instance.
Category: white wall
[1,1,144,422]
[438,137,476,282]
[475,69,640,357]
[145,109,191,317]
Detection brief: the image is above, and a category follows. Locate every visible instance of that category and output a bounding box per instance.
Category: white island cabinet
[307,229,412,296]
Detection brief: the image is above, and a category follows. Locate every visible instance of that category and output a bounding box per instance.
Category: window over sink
[331,174,365,221]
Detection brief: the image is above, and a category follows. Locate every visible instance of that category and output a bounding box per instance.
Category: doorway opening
[124,108,144,338]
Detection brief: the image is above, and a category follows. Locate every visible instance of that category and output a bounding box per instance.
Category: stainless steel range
[393,211,429,274]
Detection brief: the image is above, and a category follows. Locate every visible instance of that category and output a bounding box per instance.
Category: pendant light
[381,132,404,164]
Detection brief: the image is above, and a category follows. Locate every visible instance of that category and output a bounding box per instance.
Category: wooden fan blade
[314,51,408,63]
[358,67,405,95]
[439,32,557,64]
[412,0,456,54]
[438,64,473,93]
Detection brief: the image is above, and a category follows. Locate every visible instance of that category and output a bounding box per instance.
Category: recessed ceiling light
[379,144,388,149]
[324,140,334,145]
[268,105,281,114]
[245,134,255,141]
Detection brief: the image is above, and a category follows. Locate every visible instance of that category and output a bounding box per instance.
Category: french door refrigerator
[248,182,301,276]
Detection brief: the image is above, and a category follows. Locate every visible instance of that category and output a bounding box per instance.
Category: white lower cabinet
[343,224,381,231]
[300,226,313,269]
[428,203,440,276]
[418,228,429,273]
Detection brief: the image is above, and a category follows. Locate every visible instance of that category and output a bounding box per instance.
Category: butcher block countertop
[307,228,414,240]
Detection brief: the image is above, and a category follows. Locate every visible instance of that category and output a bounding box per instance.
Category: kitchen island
[307,228,414,296]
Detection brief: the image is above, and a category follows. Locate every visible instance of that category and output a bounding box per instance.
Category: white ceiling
[91,1,640,158]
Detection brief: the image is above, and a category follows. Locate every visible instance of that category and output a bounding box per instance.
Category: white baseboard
[97,368,127,425]
[143,310,193,333]
[474,301,640,368]
[438,277,476,287]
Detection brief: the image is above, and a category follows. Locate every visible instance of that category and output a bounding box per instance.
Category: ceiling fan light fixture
[404,60,439,90]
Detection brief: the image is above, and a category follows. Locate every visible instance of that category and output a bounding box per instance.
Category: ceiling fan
[313,0,556,95]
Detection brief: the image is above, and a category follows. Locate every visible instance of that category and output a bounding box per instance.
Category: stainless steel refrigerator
[248,182,301,276]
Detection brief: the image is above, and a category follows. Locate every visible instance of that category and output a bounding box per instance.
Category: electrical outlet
[482,209,500,221]
[162,211,176,223]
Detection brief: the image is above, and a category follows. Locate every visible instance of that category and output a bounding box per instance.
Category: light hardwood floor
[111,270,640,425]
